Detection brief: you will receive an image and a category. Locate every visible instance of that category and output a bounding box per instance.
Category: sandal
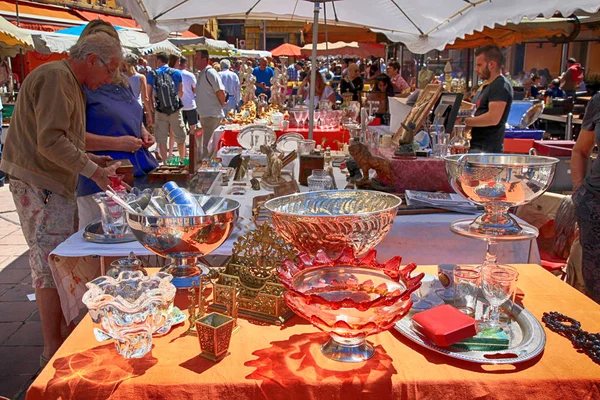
[40,354,50,369]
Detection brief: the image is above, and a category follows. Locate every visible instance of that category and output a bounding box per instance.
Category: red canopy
[270,43,302,57]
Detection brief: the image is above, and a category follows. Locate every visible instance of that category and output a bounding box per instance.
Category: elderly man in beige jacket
[0,31,123,366]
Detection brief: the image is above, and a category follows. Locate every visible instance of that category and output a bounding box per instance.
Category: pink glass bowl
[264,190,401,257]
[278,247,424,362]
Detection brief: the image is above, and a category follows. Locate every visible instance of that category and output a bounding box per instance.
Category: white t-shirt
[305,85,335,105]
[180,69,197,111]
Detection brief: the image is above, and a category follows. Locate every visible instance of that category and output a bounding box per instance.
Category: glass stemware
[481,265,518,327]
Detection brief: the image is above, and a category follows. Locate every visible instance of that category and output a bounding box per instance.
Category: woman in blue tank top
[77,72,158,228]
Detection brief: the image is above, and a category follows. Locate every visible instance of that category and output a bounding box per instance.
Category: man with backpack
[147,52,187,163]
[195,49,226,160]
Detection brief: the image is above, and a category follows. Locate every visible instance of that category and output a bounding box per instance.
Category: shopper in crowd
[195,49,226,160]
[219,59,241,114]
[122,53,153,128]
[0,27,122,367]
[178,56,199,143]
[523,77,540,99]
[373,73,395,97]
[297,69,336,105]
[571,92,600,303]
[77,21,157,227]
[561,58,585,98]
[287,61,303,82]
[340,63,363,102]
[233,60,243,75]
[386,61,409,94]
[253,57,275,99]
[147,52,186,163]
[464,45,513,153]
[547,79,566,98]
[212,62,222,72]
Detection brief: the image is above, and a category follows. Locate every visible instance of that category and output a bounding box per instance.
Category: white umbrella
[118,0,600,138]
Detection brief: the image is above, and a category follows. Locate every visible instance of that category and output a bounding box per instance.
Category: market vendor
[76,21,158,228]
[464,45,513,153]
[0,27,122,367]
[340,63,364,102]
[253,57,274,99]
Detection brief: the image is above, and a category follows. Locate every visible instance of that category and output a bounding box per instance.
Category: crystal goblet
[481,265,518,327]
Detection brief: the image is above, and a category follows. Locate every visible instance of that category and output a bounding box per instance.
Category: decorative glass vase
[82,271,176,358]
[93,193,131,236]
[307,169,333,191]
[449,125,470,155]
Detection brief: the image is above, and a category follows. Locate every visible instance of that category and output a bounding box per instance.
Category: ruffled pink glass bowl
[278,247,423,362]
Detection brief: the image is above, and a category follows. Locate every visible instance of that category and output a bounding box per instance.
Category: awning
[31,26,181,56]
[302,24,380,44]
[301,42,385,58]
[0,0,84,30]
[0,15,33,56]
[74,10,140,30]
[232,49,272,59]
[169,36,233,56]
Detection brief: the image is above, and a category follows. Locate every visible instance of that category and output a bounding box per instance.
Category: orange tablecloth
[27,265,600,400]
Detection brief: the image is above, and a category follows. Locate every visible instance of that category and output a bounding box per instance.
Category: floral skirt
[573,185,600,303]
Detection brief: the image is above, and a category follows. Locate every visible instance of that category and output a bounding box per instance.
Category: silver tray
[276,132,304,153]
[394,301,546,364]
[83,221,136,244]
[237,125,276,150]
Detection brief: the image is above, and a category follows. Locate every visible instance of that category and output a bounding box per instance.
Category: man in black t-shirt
[465,45,513,153]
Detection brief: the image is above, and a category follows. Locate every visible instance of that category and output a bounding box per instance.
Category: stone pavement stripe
[0,346,42,375]
[0,302,37,323]
[0,284,33,302]
[0,374,36,400]
[5,322,43,346]
[0,245,30,257]
[0,322,22,345]
[0,256,30,270]
[0,269,29,284]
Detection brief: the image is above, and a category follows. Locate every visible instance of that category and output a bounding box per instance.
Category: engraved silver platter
[394,301,546,364]
[83,221,136,244]
[237,125,276,151]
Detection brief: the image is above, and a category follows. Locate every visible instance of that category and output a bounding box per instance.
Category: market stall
[28,264,600,399]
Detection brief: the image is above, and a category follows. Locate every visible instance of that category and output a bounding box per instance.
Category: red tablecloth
[218,127,349,150]
[374,148,454,193]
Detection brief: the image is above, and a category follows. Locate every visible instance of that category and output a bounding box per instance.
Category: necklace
[542,311,600,365]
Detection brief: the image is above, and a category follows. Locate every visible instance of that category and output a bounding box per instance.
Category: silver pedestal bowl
[264,190,401,257]
[126,195,240,287]
[445,154,559,237]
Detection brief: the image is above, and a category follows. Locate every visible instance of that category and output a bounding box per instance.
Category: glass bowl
[278,247,423,362]
[264,190,401,257]
[82,271,176,358]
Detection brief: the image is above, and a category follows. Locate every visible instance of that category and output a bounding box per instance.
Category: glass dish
[264,190,401,257]
[82,271,176,358]
[278,247,424,362]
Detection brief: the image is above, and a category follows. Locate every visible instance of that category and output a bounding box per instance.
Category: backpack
[152,68,182,115]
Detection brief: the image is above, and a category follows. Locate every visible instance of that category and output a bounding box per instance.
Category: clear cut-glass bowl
[264,190,401,257]
[82,271,176,358]
[278,247,423,362]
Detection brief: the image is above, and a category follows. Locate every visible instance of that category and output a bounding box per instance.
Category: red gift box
[412,304,477,347]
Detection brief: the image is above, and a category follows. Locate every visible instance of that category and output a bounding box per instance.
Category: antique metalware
[445,154,559,237]
[395,299,546,364]
[278,247,424,362]
[83,220,136,244]
[264,190,401,257]
[126,195,240,287]
[211,224,297,325]
[82,271,177,358]
[195,312,235,361]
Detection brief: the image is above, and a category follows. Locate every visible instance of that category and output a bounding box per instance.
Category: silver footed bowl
[127,195,240,281]
[264,190,401,257]
[445,154,559,236]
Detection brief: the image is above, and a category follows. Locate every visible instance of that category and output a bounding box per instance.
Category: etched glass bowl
[82,271,176,358]
[278,247,423,362]
[444,154,558,236]
[264,190,401,257]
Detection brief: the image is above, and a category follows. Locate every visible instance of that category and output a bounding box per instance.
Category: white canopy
[169,37,234,56]
[232,49,272,59]
[0,16,33,57]
[118,0,600,53]
[30,28,180,55]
